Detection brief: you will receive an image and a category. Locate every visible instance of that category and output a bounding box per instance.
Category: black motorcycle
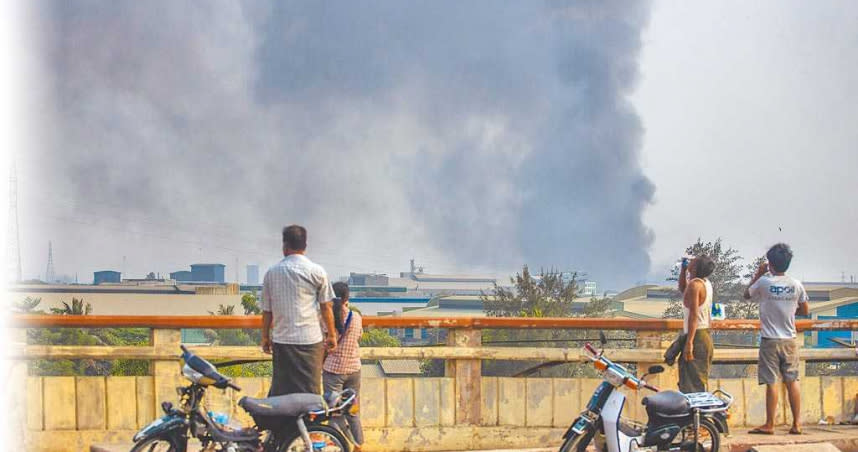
[130,345,356,452]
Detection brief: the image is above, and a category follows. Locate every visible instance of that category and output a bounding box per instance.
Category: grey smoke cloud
[25,1,653,288]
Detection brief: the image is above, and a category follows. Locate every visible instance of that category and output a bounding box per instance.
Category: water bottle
[209,411,230,426]
[711,302,725,320]
[208,411,245,432]
[673,255,694,273]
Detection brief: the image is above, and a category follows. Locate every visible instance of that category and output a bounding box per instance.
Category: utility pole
[6,160,21,282]
[45,241,55,283]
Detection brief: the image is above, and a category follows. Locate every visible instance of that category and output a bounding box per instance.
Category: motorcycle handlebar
[584,342,598,355]
[642,383,659,392]
[227,381,241,391]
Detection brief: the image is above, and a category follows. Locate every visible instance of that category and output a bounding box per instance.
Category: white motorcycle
[560,334,732,452]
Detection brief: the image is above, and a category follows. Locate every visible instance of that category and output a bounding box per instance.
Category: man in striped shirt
[261,225,337,396]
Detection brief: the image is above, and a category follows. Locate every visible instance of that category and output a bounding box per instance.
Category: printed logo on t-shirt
[769,285,796,297]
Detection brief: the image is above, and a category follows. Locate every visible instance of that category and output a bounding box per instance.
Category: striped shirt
[261,254,335,345]
[323,309,363,374]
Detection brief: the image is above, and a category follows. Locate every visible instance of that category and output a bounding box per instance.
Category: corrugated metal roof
[410,274,496,283]
[398,305,486,317]
[808,297,858,314]
[379,359,422,375]
[360,363,385,378]
[620,299,672,318]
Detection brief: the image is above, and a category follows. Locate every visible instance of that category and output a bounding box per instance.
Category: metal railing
[11,314,858,425]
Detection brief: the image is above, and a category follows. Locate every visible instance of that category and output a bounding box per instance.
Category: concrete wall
[10,292,242,315]
[24,375,858,452]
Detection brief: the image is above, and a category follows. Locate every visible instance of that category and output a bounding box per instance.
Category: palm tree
[208,304,236,316]
[50,297,92,315]
[14,296,44,313]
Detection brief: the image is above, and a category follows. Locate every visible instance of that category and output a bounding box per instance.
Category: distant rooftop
[408,273,497,283]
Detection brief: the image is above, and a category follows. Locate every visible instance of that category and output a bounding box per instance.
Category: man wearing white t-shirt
[744,243,809,435]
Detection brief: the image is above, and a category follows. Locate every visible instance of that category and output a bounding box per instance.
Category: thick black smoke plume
[26,1,653,287]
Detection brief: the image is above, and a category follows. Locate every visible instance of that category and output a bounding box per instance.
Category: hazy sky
[636,1,858,283]
[14,1,858,290]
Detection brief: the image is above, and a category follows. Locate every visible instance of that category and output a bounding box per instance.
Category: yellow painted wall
[25,375,856,452]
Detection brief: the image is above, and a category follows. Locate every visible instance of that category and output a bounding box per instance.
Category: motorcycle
[559,334,732,452]
[130,345,356,452]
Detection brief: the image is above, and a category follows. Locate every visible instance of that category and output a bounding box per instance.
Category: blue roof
[351,297,430,304]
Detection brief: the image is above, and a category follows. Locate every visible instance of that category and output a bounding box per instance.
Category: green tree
[27,298,149,376]
[360,329,401,347]
[479,266,618,377]
[50,297,92,315]
[483,266,580,317]
[13,297,44,313]
[729,256,766,320]
[582,296,617,317]
[663,238,745,318]
[360,328,401,368]
[208,304,236,316]
[241,292,261,315]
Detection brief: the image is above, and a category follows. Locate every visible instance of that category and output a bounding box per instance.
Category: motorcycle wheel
[129,437,179,452]
[279,424,350,452]
[559,425,595,452]
[675,418,720,452]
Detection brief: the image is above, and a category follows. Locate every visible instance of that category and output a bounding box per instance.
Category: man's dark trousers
[269,342,324,396]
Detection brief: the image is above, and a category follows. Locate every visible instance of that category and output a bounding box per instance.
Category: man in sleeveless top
[745,243,809,435]
[677,255,716,393]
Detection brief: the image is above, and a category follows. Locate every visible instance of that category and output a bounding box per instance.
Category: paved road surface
[92,425,858,452]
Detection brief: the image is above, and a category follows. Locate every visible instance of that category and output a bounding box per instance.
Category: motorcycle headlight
[604,368,625,386]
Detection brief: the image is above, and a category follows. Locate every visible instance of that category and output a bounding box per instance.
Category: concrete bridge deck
[17,315,858,452]
[90,425,858,452]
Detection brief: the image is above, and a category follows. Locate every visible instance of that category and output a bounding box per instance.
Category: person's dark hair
[282,225,307,251]
[333,281,349,300]
[766,243,793,273]
[332,282,350,335]
[695,255,716,279]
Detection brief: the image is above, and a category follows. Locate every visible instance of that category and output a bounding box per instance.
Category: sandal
[789,428,803,435]
[748,427,775,435]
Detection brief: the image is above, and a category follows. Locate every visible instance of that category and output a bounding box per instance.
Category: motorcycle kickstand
[693,410,700,452]
[297,416,313,452]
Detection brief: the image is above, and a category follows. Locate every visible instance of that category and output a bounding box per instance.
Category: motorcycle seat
[642,390,690,416]
[238,393,326,417]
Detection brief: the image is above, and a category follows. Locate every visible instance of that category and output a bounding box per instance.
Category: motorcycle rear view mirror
[641,364,665,382]
[647,365,664,375]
